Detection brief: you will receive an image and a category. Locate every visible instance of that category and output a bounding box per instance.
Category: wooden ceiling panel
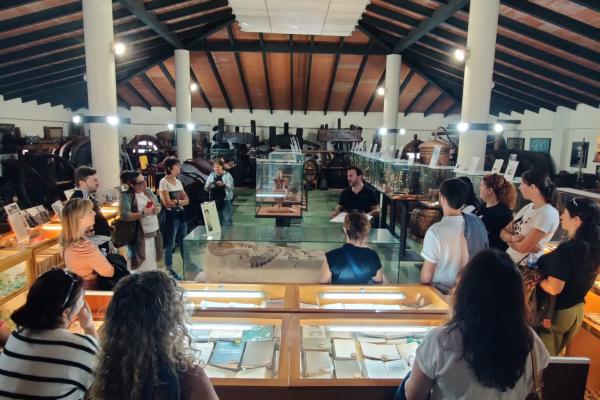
[130,76,161,106]
[307,54,335,111]
[267,52,290,111]
[231,22,258,40]
[370,88,384,112]
[410,86,441,113]
[263,33,289,42]
[146,64,175,107]
[342,30,370,45]
[364,10,416,32]
[293,53,308,112]
[328,55,363,112]
[162,56,205,108]
[212,52,247,109]
[239,52,269,110]
[428,95,454,115]
[348,55,385,112]
[530,0,600,24]
[191,51,226,109]
[399,74,427,112]
[208,26,229,40]
[371,0,430,22]
[117,85,142,107]
[0,0,79,21]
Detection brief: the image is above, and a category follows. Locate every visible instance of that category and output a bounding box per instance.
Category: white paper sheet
[304,351,334,378]
[360,342,401,361]
[333,339,357,360]
[334,359,363,379]
[385,359,410,378]
[363,359,389,379]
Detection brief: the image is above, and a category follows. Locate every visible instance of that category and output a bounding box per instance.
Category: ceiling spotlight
[72,115,82,124]
[113,42,126,56]
[494,123,504,134]
[453,48,466,62]
[186,123,195,131]
[167,123,174,130]
[377,87,385,96]
[457,122,469,133]
[190,83,198,92]
[400,128,406,135]
[106,115,119,126]
[378,127,387,136]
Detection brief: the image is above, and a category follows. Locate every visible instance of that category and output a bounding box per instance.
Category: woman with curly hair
[475,173,517,250]
[89,271,219,400]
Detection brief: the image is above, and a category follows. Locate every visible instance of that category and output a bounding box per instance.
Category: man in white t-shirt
[421,179,485,290]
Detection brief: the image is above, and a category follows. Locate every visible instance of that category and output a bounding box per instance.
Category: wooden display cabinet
[295,284,448,314]
[0,248,33,306]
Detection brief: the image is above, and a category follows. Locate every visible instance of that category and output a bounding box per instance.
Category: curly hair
[89,271,194,400]
[482,173,517,209]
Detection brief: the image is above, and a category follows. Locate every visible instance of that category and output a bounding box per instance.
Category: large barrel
[326,154,348,189]
[409,208,442,238]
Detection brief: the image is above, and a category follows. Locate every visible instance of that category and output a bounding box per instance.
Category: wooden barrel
[409,208,443,238]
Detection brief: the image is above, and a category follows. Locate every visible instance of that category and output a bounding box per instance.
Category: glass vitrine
[256,159,304,219]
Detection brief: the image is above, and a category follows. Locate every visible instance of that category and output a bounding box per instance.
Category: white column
[82,0,120,192]
[457,0,500,171]
[381,54,401,150]
[175,50,193,161]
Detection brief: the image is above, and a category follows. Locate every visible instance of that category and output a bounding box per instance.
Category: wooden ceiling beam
[158,62,175,88]
[205,49,232,112]
[119,0,183,48]
[0,2,82,33]
[189,67,212,112]
[124,82,151,110]
[398,69,415,98]
[323,38,344,115]
[344,51,369,115]
[303,36,314,115]
[117,93,131,110]
[424,93,446,117]
[227,26,253,113]
[155,0,228,20]
[363,70,385,116]
[290,35,294,115]
[259,33,274,114]
[404,82,432,116]
[139,72,172,109]
[187,41,387,55]
[567,0,600,12]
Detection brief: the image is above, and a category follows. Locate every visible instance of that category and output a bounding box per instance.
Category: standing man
[72,166,111,237]
[330,166,380,221]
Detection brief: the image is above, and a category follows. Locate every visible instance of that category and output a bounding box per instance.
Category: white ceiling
[229,0,370,36]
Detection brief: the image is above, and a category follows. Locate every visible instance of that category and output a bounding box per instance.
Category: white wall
[499,104,600,174]
[0,96,72,137]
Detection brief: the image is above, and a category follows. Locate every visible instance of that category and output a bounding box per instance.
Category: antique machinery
[316,119,363,189]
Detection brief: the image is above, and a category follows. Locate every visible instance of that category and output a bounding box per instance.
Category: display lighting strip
[188,323,254,331]
[320,292,407,301]
[185,290,265,299]
[325,325,429,334]
[256,193,287,198]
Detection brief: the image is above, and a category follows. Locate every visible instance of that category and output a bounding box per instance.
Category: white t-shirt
[135,192,159,234]
[506,203,559,264]
[421,216,469,289]
[158,177,184,209]
[416,326,549,400]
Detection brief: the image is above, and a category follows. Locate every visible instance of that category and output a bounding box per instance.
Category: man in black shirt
[330,166,380,220]
[71,166,111,236]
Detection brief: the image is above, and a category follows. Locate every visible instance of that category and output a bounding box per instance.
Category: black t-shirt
[325,243,382,284]
[474,203,513,251]
[538,239,600,310]
[338,185,378,214]
[71,189,111,236]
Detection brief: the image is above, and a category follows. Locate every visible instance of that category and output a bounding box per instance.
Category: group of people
[60,158,235,287]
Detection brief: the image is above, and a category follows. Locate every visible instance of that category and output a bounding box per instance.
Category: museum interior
[0,0,599,399]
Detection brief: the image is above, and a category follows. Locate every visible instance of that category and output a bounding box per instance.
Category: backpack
[209,174,227,210]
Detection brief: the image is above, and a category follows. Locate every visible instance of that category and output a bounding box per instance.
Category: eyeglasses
[56,268,76,309]
[134,179,146,185]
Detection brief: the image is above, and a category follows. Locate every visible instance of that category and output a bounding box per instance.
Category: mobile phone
[146,200,153,208]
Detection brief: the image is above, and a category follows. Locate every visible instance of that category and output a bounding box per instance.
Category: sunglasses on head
[53,268,77,309]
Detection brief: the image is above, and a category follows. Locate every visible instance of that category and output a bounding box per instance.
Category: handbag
[526,346,543,400]
[97,253,131,290]
[111,192,138,248]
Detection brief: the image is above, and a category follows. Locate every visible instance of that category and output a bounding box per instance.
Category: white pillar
[175,50,193,161]
[381,54,401,150]
[82,0,120,192]
[457,0,500,171]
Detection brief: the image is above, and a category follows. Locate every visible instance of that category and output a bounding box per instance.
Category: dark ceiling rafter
[158,62,175,88]
[444,103,462,117]
[343,40,372,115]
[501,0,600,41]
[139,72,172,110]
[0,2,82,33]
[259,33,274,114]
[323,38,344,115]
[404,82,432,116]
[117,93,131,109]
[363,70,385,116]
[118,0,183,48]
[303,35,314,115]
[204,46,233,112]
[227,24,253,113]
[124,81,151,110]
[289,35,295,114]
[424,93,447,117]
[567,0,600,12]
[187,41,387,55]
[189,67,213,112]
[398,69,415,99]
[0,0,37,11]
[392,0,470,53]
[155,0,229,21]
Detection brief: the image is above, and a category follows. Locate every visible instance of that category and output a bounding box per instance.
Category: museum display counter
[183,225,402,283]
[0,248,32,306]
[256,158,305,225]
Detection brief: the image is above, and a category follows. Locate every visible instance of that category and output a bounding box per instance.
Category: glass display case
[183,225,401,283]
[0,249,32,304]
[256,159,304,220]
[269,150,305,164]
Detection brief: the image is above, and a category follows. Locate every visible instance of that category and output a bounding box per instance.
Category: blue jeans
[218,200,233,226]
[163,209,187,268]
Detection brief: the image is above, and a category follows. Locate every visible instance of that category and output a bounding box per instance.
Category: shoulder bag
[111,191,138,248]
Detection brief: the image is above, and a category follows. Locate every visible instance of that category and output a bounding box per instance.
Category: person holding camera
[204,160,234,226]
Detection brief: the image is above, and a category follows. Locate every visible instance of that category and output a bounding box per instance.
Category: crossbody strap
[531,345,543,399]
[342,250,370,283]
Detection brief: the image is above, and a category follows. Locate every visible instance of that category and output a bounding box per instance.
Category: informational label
[509,153,518,161]
[491,159,504,174]
[429,145,442,168]
[201,200,221,236]
[504,160,519,182]
[4,203,30,243]
[468,156,480,174]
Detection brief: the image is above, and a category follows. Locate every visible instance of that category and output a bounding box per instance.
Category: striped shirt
[0,329,99,400]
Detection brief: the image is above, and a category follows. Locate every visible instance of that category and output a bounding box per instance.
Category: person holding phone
[119,171,163,272]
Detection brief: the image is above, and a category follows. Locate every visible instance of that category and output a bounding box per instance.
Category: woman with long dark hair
[501,169,559,264]
[90,271,219,400]
[475,173,517,250]
[536,197,600,355]
[0,269,99,398]
[401,249,549,399]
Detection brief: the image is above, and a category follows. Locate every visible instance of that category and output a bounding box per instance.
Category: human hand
[215,181,225,187]
[530,243,542,253]
[76,302,94,330]
[512,234,525,243]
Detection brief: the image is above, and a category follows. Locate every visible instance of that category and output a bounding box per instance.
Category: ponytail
[521,169,556,206]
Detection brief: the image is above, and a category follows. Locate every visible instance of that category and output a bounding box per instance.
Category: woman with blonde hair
[319,211,383,284]
[60,198,114,289]
[90,271,219,400]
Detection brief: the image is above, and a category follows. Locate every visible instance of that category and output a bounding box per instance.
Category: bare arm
[319,259,332,284]
[178,189,190,206]
[508,228,547,254]
[404,358,435,400]
[500,221,514,243]
[539,276,566,296]
[420,261,436,285]
[159,189,177,208]
[330,205,344,218]
[371,268,383,284]
[368,204,381,217]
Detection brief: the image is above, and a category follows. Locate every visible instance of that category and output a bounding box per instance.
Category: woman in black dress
[475,174,517,250]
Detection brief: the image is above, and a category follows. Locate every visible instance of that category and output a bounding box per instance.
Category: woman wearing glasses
[0,269,99,398]
[119,170,163,272]
[475,173,517,250]
[61,198,115,289]
[536,197,600,355]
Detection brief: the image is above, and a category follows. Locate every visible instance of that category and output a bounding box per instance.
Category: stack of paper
[241,340,275,368]
[333,339,357,360]
[303,338,332,351]
[363,359,388,379]
[302,325,327,339]
[209,329,243,341]
[360,342,400,361]
[210,341,244,370]
[191,342,214,366]
[334,359,363,379]
[385,359,411,378]
[304,351,334,378]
